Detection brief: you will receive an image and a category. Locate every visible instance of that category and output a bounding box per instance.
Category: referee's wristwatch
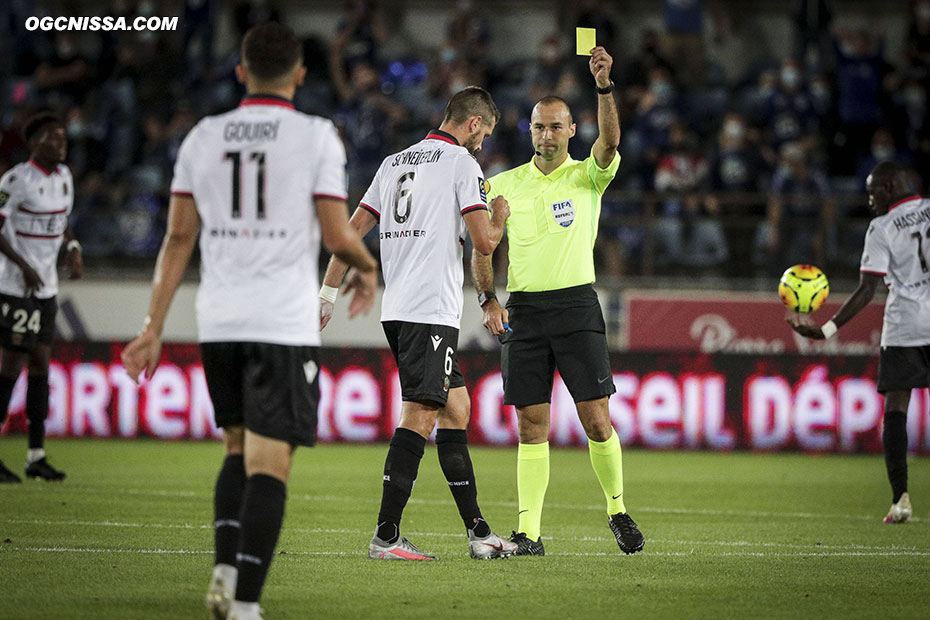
[478,290,497,308]
[596,80,614,95]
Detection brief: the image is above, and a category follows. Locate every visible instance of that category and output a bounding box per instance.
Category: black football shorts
[877,345,930,394]
[200,342,320,446]
[0,293,57,351]
[382,321,465,407]
[501,284,615,408]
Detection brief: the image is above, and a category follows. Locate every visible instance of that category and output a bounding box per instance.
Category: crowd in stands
[3,0,930,281]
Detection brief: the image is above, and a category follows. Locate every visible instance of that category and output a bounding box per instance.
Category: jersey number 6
[393,171,415,224]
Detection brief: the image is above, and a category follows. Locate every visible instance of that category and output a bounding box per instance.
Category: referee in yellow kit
[471,46,644,556]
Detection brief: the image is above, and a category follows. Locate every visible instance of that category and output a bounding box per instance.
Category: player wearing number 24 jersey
[320,87,516,560]
[789,161,930,525]
[0,112,83,484]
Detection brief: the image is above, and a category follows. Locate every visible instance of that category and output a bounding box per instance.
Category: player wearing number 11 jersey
[320,87,515,560]
[789,161,930,525]
[121,23,377,620]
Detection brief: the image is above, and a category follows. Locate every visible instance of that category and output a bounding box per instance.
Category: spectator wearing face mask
[758,141,835,272]
[632,66,681,187]
[761,58,818,153]
[706,113,766,274]
[857,128,912,188]
[831,27,895,174]
[653,120,728,269]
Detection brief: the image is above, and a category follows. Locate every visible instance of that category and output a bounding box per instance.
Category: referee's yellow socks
[588,429,626,515]
[516,441,549,541]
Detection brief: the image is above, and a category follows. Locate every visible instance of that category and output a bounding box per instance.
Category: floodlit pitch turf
[1,438,928,619]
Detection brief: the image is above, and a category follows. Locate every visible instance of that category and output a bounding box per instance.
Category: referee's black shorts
[877,344,930,394]
[200,342,320,446]
[501,284,615,408]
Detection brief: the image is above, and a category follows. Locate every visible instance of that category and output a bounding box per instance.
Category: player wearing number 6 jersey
[789,161,930,525]
[121,23,377,620]
[0,112,83,484]
[320,87,516,560]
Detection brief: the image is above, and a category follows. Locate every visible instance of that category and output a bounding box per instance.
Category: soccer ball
[778,264,829,313]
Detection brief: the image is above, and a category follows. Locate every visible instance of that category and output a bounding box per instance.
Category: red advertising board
[622,290,886,354]
[1,343,928,454]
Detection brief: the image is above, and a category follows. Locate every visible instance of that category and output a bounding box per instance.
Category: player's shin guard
[883,411,908,503]
[234,474,286,604]
[517,441,549,541]
[376,428,426,543]
[436,428,486,534]
[0,374,15,425]
[214,454,246,567]
[25,375,49,450]
[588,429,627,515]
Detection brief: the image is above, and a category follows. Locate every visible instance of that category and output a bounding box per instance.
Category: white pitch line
[9,484,880,522]
[0,546,352,556]
[3,545,930,558]
[7,518,929,554]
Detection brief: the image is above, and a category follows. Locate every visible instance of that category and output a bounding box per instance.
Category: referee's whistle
[502,322,512,333]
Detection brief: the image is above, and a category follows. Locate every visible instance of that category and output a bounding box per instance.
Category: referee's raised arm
[590,46,620,169]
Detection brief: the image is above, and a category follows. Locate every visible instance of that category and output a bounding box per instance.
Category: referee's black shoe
[0,459,22,483]
[25,457,66,481]
[608,512,644,554]
[509,531,545,556]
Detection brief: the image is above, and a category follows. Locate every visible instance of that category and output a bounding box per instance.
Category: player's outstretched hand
[785,311,825,340]
[121,328,163,384]
[66,245,83,280]
[343,266,376,319]
[320,298,335,330]
[21,263,43,296]
[482,298,510,337]
[589,46,613,87]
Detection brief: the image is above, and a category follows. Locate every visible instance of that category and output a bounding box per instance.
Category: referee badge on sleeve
[551,199,575,228]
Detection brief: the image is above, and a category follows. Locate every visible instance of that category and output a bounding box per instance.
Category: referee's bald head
[443,87,500,128]
[533,96,573,124]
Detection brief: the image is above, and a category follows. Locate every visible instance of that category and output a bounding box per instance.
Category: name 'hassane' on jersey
[170,96,347,346]
[359,132,489,328]
[860,195,930,346]
[0,159,73,299]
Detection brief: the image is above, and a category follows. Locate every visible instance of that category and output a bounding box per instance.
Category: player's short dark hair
[241,22,303,82]
[443,87,500,126]
[23,112,63,143]
[534,96,574,124]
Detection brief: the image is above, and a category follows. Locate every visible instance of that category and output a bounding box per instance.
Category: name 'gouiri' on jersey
[170,96,347,346]
[359,131,489,329]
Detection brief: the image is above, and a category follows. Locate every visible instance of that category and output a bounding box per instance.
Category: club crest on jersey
[551,199,575,227]
[478,178,489,203]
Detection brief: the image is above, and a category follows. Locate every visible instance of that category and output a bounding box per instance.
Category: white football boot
[227,601,264,620]
[882,492,912,524]
[205,564,236,620]
[468,527,517,559]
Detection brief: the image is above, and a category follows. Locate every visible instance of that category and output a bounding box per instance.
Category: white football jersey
[360,131,489,328]
[171,95,347,345]
[0,160,73,299]
[860,195,930,346]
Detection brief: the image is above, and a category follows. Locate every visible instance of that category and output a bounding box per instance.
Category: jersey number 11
[224,151,266,219]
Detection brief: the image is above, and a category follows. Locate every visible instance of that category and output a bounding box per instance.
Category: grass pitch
[1,438,928,620]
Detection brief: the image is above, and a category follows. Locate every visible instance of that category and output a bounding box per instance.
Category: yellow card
[576,27,596,55]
